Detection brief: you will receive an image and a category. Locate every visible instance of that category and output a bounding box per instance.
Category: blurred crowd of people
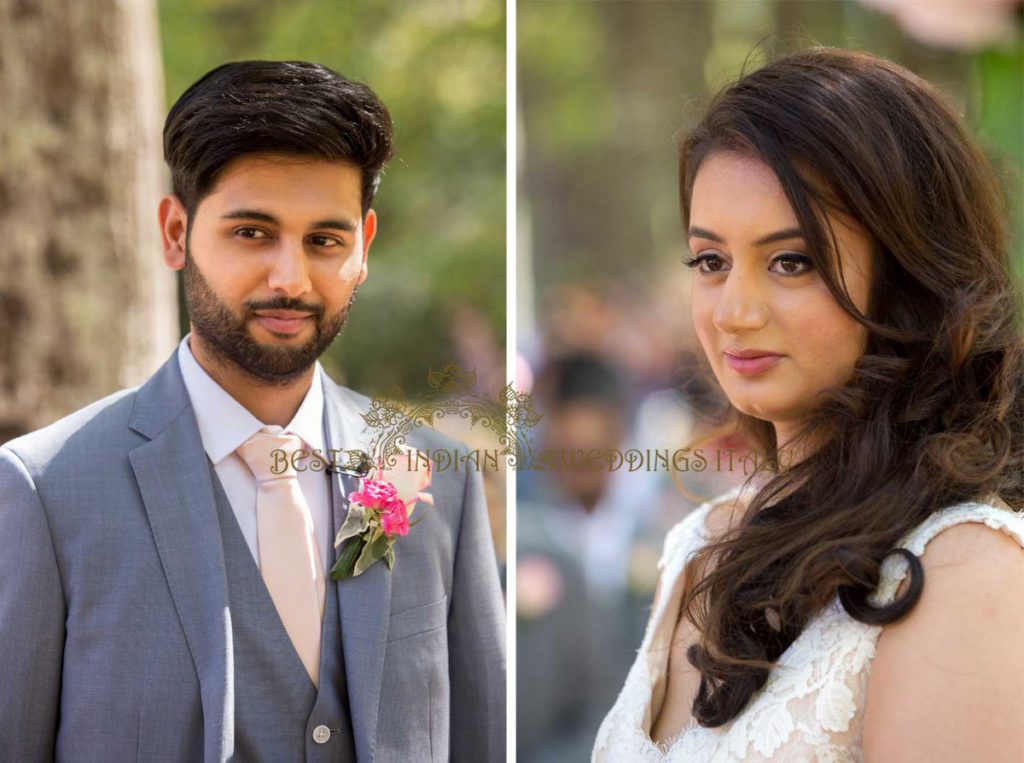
[516,280,749,762]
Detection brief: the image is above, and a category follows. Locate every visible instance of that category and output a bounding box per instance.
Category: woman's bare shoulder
[862,513,1024,761]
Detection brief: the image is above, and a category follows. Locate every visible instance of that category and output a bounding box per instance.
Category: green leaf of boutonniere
[330,534,367,580]
[354,530,393,577]
[334,501,370,548]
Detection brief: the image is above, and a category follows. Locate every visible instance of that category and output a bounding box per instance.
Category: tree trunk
[0,0,177,441]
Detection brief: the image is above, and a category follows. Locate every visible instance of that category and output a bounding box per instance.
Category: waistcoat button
[312,725,332,744]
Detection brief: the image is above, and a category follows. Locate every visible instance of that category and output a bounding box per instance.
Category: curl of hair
[676,47,1024,728]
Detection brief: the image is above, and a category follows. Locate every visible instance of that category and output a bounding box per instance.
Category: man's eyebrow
[220,209,357,232]
[688,225,804,246]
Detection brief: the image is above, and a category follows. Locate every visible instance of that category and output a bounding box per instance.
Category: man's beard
[182,248,356,385]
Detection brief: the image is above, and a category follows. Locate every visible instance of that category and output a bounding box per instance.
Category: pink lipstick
[723,348,783,377]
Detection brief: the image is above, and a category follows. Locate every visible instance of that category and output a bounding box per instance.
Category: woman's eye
[769,253,813,276]
[684,253,729,274]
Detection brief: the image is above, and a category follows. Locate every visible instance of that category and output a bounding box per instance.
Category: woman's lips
[723,351,784,376]
[254,314,312,335]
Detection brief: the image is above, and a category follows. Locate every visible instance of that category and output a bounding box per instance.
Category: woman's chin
[728,395,806,426]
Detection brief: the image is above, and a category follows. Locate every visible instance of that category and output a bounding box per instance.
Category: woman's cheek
[691,291,716,350]
[790,304,866,389]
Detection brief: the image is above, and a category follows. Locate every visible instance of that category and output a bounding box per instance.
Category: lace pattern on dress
[592,496,1024,762]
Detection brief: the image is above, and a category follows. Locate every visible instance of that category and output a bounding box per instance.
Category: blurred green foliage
[158,0,505,396]
[519,0,1023,306]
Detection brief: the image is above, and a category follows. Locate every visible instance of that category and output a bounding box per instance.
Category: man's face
[160,153,376,384]
[542,401,625,512]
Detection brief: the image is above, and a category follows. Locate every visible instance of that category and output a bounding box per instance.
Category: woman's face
[688,152,873,442]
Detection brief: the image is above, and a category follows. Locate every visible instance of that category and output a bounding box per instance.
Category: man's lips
[253,311,314,335]
[723,348,784,376]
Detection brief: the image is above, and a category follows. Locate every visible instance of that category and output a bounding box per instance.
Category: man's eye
[769,253,813,276]
[235,227,268,240]
[309,235,341,248]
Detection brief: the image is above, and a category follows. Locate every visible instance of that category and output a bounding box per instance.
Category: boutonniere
[329,447,433,579]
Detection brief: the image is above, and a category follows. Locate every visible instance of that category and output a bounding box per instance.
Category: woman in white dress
[593,48,1023,762]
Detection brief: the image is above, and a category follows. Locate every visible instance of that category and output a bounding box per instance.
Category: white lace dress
[592,486,1024,762]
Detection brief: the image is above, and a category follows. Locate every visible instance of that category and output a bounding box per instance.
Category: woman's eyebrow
[688,225,804,246]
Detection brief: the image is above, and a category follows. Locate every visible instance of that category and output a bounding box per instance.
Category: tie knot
[236,429,305,482]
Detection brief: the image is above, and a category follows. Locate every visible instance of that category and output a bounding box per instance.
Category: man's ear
[358,209,377,285]
[158,194,189,270]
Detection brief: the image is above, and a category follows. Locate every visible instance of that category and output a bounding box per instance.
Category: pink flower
[349,478,398,510]
[380,499,410,538]
[374,451,434,515]
[350,450,435,545]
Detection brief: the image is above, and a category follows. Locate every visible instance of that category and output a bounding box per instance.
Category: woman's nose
[712,271,769,334]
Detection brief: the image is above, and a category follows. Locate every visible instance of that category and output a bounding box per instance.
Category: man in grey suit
[0,61,505,762]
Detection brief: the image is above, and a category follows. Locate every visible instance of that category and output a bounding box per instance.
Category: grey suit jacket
[0,350,506,762]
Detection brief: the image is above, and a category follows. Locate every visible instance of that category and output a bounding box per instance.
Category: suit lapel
[323,377,392,763]
[128,352,233,762]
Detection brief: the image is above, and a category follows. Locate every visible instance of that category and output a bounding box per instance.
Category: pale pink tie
[236,428,325,688]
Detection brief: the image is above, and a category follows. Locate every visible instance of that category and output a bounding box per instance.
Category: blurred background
[0,0,507,552]
[515,1,1023,760]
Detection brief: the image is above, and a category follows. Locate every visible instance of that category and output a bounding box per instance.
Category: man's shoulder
[2,386,142,476]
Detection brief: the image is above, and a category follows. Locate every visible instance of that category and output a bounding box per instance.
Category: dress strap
[869,501,1024,608]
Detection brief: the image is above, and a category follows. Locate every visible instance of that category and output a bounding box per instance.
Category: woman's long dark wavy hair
[676,48,1024,728]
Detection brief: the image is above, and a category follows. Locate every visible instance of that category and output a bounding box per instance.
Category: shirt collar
[177,333,326,465]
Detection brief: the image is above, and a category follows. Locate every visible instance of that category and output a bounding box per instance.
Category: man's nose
[712,270,769,334]
[266,239,312,297]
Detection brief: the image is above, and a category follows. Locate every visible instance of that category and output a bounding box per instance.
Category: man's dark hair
[539,352,627,411]
[163,60,393,220]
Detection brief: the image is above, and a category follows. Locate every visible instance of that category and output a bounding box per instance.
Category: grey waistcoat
[211,463,357,762]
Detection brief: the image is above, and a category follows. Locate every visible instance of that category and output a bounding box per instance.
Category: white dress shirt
[177,333,332,575]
